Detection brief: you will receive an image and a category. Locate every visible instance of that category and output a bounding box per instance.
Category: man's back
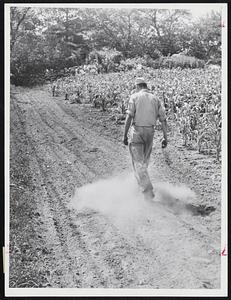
[127,89,165,126]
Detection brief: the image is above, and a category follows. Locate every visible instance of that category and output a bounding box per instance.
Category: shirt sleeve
[126,96,135,117]
[158,100,167,122]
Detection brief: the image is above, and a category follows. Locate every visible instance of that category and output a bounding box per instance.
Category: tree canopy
[10,7,222,86]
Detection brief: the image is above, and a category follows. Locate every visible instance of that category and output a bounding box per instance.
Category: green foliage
[52,67,221,160]
[88,47,123,73]
[10,7,221,86]
[186,11,222,60]
[136,9,192,56]
[160,54,205,69]
[10,7,90,86]
[119,57,147,71]
[11,53,48,86]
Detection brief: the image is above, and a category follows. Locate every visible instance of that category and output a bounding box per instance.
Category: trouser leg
[129,142,153,192]
[143,129,154,166]
[144,141,153,167]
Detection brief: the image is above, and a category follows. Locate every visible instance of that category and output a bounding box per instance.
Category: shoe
[143,189,155,202]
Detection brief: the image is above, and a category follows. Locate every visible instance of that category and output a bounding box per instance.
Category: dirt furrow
[11,90,141,287]
[72,209,144,287]
[13,99,116,287]
[9,86,222,289]
[26,91,129,179]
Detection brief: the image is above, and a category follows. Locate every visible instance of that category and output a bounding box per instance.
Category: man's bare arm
[161,119,168,142]
[123,114,133,145]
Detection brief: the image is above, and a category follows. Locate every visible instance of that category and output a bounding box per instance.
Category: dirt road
[9,85,222,289]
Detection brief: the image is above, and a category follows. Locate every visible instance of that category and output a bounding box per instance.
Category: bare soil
[9,85,221,289]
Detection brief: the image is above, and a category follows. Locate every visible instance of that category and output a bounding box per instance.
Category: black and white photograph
[4,2,228,297]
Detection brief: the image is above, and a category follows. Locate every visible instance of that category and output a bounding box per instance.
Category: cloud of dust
[69,173,196,223]
[155,181,196,202]
[70,173,146,222]
[155,181,196,213]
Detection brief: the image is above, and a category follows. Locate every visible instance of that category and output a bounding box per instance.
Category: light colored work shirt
[126,89,166,126]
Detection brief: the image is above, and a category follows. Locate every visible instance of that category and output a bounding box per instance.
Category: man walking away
[123,78,168,201]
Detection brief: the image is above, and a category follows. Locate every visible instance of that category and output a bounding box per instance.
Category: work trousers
[129,125,154,193]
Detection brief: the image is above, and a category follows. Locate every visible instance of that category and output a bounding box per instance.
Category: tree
[135,9,191,56]
[186,11,221,60]
[10,7,49,85]
[41,8,90,67]
[10,7,31,53]
[10,7,222,86]
[10,7,91,85]
[81,8,142,58]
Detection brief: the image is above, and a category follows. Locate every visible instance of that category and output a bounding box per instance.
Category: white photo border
[4,2,228,297]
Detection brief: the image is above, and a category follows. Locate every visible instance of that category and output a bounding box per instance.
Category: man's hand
[161,138,168,148]
[123,136,128,146]
[161,119,168,148]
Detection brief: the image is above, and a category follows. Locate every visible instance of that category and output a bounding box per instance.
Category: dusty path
[9,85,221,289]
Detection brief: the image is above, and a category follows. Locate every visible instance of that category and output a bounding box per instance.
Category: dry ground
[9,85,222,289]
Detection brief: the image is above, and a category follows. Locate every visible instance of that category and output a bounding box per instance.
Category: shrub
[88,48,123,73]
[119,57,147,71]
[152,54,205,69]
[11,58,47,86]
[205,57,221,66]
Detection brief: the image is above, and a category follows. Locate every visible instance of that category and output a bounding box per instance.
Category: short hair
[137,82,147,89]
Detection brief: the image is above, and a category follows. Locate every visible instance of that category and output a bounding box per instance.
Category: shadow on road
[158,197,216,217]
[184,203,216,216]
[154,182,216,217]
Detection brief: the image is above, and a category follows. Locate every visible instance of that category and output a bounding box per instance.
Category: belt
[133,124,155,128]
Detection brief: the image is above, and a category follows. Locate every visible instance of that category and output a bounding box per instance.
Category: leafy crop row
[50,67,221,160]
